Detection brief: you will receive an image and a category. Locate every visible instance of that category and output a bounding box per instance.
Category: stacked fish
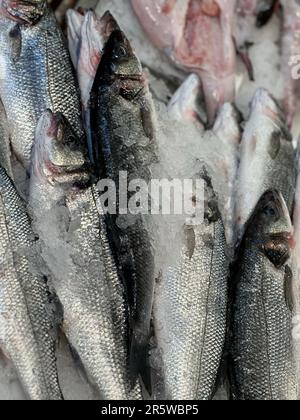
[0,0,299,401]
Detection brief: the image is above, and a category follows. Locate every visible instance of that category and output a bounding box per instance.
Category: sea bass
[90,29,159,384]
[0,165,62,400]
[229,190,298,400]
[235,88,296,243]
[67,9,119,163]
[131,0,236,123]
[29,110,140,400]
[0,0,83,170]
[281,0,300,128]
[152,174,229,400]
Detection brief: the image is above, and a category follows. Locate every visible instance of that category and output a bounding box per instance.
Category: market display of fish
[229,190,299,400]
[0,0,300,402]
[0,165,62,400]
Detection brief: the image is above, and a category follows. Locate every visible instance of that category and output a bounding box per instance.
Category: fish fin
[130,331,151,395]
[284,265,294,313]
[8,24,22,62]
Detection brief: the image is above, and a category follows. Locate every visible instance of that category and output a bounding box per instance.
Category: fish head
[245,190,293,268]
[33,110,90,188]
[0,0,47,25]
[101,29,143,82]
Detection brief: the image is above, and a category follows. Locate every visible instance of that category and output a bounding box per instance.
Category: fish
[167,73,205,125]
[0,165,62,400]
[67,9,119,164]
[90,29,159,386]
[131,0,236,123]
[235,88,296,243]
[29,110,140,400]
[236,0,278,27]
[152,174,229,400]
[281,0,300,129]
[229,190,298,400]
[211,103,241,249]
[0,0,83,171]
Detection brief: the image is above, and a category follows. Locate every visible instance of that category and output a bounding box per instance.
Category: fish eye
[113,45,127,59]
[263,204,276,218]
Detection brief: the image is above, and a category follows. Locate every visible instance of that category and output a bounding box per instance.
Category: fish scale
[153,181,229,400]
[0,166,62,400]
[0,3,83,170]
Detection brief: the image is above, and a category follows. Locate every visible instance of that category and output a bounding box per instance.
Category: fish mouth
[0,0,47,25]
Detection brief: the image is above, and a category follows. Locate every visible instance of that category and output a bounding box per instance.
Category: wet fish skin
[91,29,158,382]
[0,165,62,400]
[235,88,296,243]
[229,191,298,400]
[153,177,229,400]
[0,0,83,170]
[29,110,140,400]
[67,9,119,164]
[131,0,236,123]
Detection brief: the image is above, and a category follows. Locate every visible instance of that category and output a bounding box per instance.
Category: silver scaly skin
[229,191,298,400]
[29,110,141,400]
[91,29,159,382]
[153,176,229,400]
[0,165,62,400]
[235,88,296,243]
[0,0,83,171]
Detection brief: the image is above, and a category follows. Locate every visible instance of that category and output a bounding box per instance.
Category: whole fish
[66,8,84,70]
[235,88,296,243]
[0,0,83,170]
[229,190,298,400]
[0,165,62,400]
[29,110,140,400]
[281,0,300,128]
[67,9,119,163]
[131,0,236,123]
[90,29,159,385]
[153,174,229,400]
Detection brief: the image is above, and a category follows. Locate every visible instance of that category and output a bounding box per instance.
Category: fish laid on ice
[0,166,62,400]
[90,29,159,385]
[131,0,236,123]
[229,190,298,400]
[0,0,83,171]
[29,110,140,400]
[153,173,229,400]
[235,88,296,243]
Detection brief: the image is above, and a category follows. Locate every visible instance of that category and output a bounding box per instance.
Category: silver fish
[0,165,62,400]
[235,88,296,243]
[229,190,298,400]
[90,29,159,384]
[29,110,141,400]
[153,175,229,400]
[0,0,83,170]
